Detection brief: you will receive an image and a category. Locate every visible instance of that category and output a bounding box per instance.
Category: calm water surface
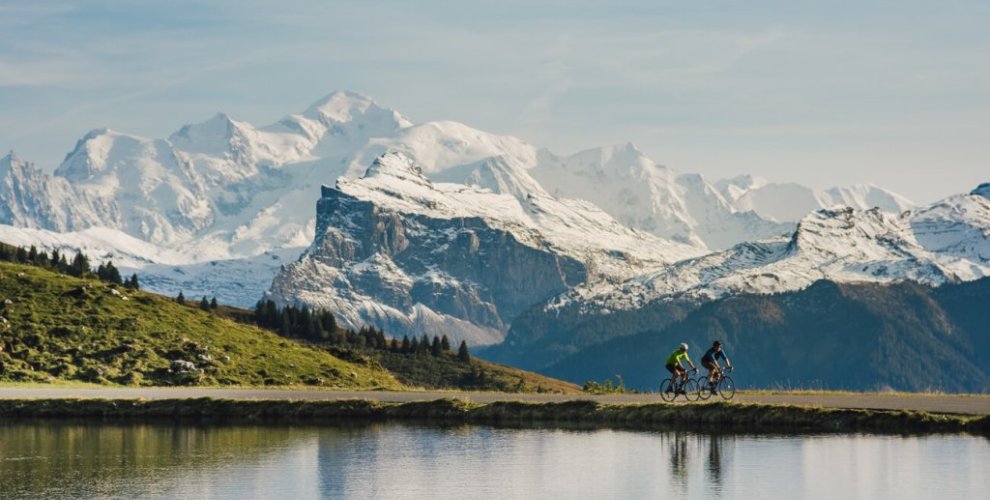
[0,421,987,499]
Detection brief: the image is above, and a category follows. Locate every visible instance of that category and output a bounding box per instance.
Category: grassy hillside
[0,261,400,389]
[351,348,580,393]
[544,279,990,393]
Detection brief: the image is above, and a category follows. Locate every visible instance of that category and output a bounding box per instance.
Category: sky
[1,0,988,204]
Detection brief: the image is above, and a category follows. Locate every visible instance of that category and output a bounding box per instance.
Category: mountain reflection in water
[0,421,987,499]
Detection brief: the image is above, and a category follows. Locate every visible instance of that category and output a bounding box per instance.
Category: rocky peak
[787,206,858,253]
[169,112,245,154]
[302,90,412,130]
[54,128,113,181]
[1,151,23,172]
[361,152,433,187]
[0,151,45,183]
[971,182,990,199]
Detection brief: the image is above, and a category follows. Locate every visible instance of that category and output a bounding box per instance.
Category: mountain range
[2,91,986,377]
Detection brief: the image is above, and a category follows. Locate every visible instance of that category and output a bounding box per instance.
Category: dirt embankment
[0,398,987,435]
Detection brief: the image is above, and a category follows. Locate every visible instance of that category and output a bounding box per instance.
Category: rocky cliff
[267,152,699,345]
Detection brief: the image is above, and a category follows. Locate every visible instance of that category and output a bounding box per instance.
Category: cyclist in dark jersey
[701,341,732,390]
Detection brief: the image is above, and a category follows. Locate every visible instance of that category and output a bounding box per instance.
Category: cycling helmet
[713,340,722,348]
[680,342,688,351]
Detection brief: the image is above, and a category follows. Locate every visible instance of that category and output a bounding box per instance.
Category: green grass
[358,348,581,394]
[0,262,400,389]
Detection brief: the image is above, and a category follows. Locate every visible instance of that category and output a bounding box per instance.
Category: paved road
[1,388,987,415]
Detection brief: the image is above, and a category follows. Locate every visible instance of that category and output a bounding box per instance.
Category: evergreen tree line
[253,299,470,361]
[0,242,139,289]
[173,292,218,311]
[254,299,339,342]
[198,295,219,311]
[391,333,470,362]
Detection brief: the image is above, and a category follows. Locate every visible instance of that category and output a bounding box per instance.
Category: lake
[0,421,987,499]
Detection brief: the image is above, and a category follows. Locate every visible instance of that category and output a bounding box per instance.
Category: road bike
[660,368,700,402]
[698,367,735,400]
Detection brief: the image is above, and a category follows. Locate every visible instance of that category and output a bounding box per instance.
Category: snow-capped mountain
[0,152,103,231]
[529,143,795,249]
[481,184,985,369]
[0,89,919,318]
[549,185,990,314]
[55,129,214,245]
[716,175,915,223]
[266,152,703,345]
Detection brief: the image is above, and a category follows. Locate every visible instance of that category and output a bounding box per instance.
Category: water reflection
[664,433,732,497]
[707,434,724,491]
[1,421,988,499]
[668,432,690,491]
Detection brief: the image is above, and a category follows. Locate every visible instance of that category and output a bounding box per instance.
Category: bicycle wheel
[683,378,700,402]
[718,376,735,400]
[697,377,713,400]
[660,378,676,402]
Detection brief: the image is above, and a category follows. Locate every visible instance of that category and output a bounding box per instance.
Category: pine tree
[50,250,60,268]
[319,310,336,333]
[264,300,278,328]
[300,307,312,338]
[280,309,292,337]
[104,261,122,284]
[440,335,451,352]
[401,335,411,353]
[199,296,210,311]
[458,340,471,363]
[176,291,186,305]
[15,246,28,263]
[27,245,38,263]
[36,248,50,266]
[69,252,90,277]
[210,297,218,310]
[125,273,140,290]
[430,336,442,356]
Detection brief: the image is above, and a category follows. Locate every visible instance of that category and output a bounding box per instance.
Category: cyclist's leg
[702,360,716,384]
[664,363,678,392]
[711,363,722,393]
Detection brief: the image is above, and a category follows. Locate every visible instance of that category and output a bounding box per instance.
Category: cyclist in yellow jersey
[665,343,697,391]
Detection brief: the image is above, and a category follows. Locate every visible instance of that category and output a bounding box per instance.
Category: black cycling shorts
[665,363,680,374]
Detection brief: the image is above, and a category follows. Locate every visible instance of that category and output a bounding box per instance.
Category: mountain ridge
[539,278,990,393]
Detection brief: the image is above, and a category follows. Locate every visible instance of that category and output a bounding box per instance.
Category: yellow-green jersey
[665,349,690,366]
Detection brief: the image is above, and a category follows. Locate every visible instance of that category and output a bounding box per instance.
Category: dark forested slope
[543,279,990,392]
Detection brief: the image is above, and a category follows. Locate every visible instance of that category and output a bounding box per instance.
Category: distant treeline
[254,299,470,361]
[0,242,139,289]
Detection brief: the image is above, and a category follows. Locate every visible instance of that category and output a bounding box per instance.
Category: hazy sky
[1,0,988,203]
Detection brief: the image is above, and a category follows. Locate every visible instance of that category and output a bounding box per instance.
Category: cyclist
[665,343,697,393]
[701,340,733,391]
